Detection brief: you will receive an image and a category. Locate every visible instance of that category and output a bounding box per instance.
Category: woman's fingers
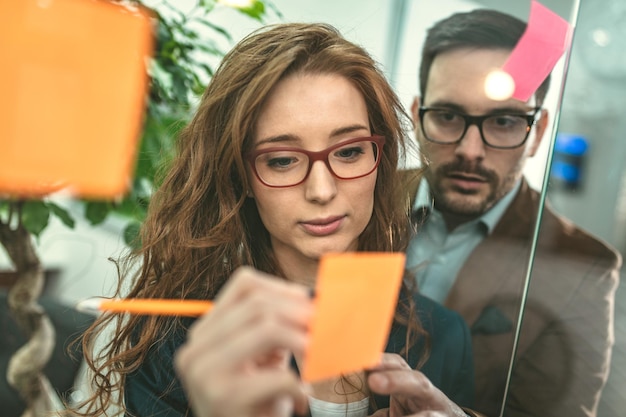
[174,268,314,417]
[186,268,313,352]
[186,291,312,355]
[176,294,310,384]
[368,367,437,398]
[366,354,466,417]
[214,266,312,310]
[367,352,412,372]
[194,319,308,371]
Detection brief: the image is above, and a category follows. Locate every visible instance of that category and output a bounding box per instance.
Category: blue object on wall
[551,133,589,190]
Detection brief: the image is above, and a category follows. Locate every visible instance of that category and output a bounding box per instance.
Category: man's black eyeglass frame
[418,106,542,149]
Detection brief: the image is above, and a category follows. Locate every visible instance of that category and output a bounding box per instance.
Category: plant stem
[0,211,59,416]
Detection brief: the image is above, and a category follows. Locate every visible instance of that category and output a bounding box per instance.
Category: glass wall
[396,0,624,416]
[539,1,626,415]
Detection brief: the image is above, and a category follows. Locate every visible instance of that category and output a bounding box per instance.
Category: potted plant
[0,1,275,415]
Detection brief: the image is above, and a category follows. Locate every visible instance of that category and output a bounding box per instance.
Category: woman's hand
[367,353,467,417]
[174,267,313,417]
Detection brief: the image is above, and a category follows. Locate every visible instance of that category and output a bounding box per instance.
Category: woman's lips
[300,216,345,236]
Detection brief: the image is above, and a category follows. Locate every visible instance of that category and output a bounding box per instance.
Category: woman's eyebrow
[254,124,370,148]
[328,124,370,138]
[254,134,301,147]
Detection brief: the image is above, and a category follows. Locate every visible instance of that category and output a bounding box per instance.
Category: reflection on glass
[541,0,626,416]
[396,0,621,416]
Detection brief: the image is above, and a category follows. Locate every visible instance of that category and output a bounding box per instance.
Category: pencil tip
[75,298,103,315]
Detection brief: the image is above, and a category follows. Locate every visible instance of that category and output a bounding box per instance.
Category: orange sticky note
[302,252,406,382]
[0,0,154,198]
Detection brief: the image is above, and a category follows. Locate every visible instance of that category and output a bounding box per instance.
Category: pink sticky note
[502,0,572,101]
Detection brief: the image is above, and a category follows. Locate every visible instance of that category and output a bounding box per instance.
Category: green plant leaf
[0,200,9,223]
[123,221,143,249]
[198,0,218,11]
[85,201,112,226]
[47,202,75,229]
[21,201,50,237]
[234,0,266,21]
[150,60,174,93]
[194,19,232,42]
[115,196,147,223]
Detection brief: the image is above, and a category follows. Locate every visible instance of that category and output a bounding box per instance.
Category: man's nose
[454,124,486,160]
[304,160,338,203]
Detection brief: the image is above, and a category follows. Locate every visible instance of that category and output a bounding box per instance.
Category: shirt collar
[481,180,521,233]
[413,178,433,214]
[412,178,521,234]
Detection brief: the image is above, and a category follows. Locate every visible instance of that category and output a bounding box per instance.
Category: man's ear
[411,97,421,129]
[528,108,549,157]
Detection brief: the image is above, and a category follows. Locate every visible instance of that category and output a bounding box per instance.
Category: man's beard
[426,159,501,218]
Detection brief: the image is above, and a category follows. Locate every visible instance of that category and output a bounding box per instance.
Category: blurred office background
[1,0,624,415]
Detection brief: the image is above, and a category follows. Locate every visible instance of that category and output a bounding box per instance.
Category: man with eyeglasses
[405,8,621,417]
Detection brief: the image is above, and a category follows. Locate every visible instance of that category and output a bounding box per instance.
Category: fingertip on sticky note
[484,69,515,101]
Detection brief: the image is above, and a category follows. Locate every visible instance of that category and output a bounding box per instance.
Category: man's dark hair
[419,9,551,106]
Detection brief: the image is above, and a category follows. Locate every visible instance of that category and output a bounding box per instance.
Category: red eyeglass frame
[245,135,386,188]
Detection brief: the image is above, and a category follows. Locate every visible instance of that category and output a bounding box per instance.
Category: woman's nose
[304,160,338,203]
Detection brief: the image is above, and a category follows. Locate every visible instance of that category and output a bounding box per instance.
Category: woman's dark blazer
[124,292,475,416]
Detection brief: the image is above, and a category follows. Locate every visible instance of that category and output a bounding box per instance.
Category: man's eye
[490,116,524,129]
[434,111,460,123]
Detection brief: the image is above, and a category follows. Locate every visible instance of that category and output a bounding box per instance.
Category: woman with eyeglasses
[75,23,479,417]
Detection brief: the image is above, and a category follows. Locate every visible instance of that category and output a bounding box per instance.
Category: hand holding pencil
[173,267,313,417]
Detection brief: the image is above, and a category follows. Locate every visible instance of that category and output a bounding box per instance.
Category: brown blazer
[408,173,621,417]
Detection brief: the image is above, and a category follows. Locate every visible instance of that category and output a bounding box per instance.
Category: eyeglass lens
[422,109,531,148]
[253,139,380,187]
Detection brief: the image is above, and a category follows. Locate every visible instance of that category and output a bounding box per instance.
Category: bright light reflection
[484,69,515,101]
[218,0,254,8]
[592,28,611,47]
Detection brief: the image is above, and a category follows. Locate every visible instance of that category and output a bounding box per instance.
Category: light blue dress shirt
[406,180,521,303]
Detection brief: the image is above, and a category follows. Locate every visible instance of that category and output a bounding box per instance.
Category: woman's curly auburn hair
[73,22,426,416]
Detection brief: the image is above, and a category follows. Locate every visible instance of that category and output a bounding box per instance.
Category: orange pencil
[76,298,213,317]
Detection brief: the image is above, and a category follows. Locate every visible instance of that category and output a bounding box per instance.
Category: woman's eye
[336,146,365,159]
[267,156,297,168]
